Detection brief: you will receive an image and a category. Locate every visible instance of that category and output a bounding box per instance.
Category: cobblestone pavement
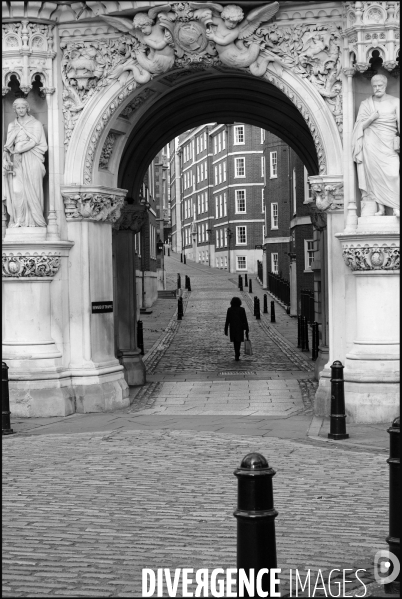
[3,429,387,598]
[2,254,391,598]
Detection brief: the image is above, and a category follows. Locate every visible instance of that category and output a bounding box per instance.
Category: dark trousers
[233,341,241,358]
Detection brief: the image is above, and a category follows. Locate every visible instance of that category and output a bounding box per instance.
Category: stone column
[337,218,399,423]
[61,185,130,413]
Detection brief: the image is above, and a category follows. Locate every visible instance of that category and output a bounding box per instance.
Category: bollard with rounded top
[168,248,170,257]
[328,361,349,439]
[271,301,276,323]
[234,452,278,598]
[263,294,268,314]
[386,417,400,595]
[239,277,243,292]
[187,277,191,292]
[177,273,181,289]
[136,320,145,356]
[183,254,187,264]
[180,253,183,263]
[248,279,253,294]
[177,297,183,320]
[253,296,257,316]
[2,362,14,435]
[245,274,248,287]
[256,298,261,320]
[238,275,242,289]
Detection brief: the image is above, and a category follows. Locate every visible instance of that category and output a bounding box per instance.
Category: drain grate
[219,371,257,376]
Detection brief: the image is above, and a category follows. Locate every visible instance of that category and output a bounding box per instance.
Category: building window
[224,228,228,246]
[262,188,265,213]
[214,136,217,155]
[222,131,226,150]
[293,167,297,215]
[214,166,218,185]
[305,239,314,270]
[196,137,199,154]
[270,151,277,178]
[271,203,278,229]
[235,189,246,213]
[237,256,247,270]
[197,195,201,214]
[219,163,222,183]
[219,195,223,218]
[271,252,278,274]
[261,156,265,178]
[234,125,245,145]
[235,157,245,178]
[223,193,227,217]
[215,197,219,218]
[303,167,312,203]
[216,230,220,248]
[201,193,205,213]
[204,132,207,150]
[223,161,227,181]
[216,258,219,267]
[202,224,205,242]
[224,256,228,269]
[204,162,207,180]
[261,129,265,144]
[205,192,208,212]
[236,226,247,245]
[197,226,200,243]
[218,133,222,153]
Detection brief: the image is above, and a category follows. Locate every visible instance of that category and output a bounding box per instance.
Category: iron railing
[267,272,290,307]
[300,288,315,323]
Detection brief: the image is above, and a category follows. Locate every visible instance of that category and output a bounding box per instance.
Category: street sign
[92,301,113,314]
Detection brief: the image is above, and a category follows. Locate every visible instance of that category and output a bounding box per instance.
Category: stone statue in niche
[352,74,400,217]
[2,98,47,228]
[198,2,286,75]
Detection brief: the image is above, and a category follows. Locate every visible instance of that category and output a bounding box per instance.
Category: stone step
[158,290,177,298]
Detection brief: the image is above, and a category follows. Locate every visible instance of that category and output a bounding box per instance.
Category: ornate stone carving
[61,190,125,223]
[352,74,400,217]
[112,203,147,232]
[308,176,344,210]
[2,98,47,228]
[341,244,400,271]
[2,20,55,96]
[98,133,118,170]
[118,89,155,119]
[309,206,327,231]
[2,252,61,278]
[84,88,154,183]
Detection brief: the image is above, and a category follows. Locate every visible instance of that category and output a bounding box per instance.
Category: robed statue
[352,74,400,217]
[3,98,47,228]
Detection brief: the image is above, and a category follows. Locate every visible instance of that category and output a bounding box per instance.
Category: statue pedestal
[4,226,47,242]
[336,223,399,423]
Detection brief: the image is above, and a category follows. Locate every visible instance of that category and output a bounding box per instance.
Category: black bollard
[239,278,243,292]
[2,362,14,435]
[177,297,183,320]
[311,322,319,360]
[263,294,268,314]
[249,279,253,294]
[297,315,302,348]
[238,274,242,289]
[328,361,349,440]
[234,453,278,599]
[180,253,183,263]
[168,248,170,257]
[386,417,400,595]
[304,317,310,352]
[245,274,248,287]
[187,277,191,292]
[137,320,144,356]
[183,254,187,264]
[253,296,257,316]
[300,316,306,351]
[177,273,181,289]
[185,275,189,290]
[271,301,276,323]
[256,298,261,320]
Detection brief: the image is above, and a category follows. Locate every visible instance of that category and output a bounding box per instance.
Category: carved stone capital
[336,232,400,272]
[61,185,127,224]
[112,203,148,233]
[342,67,356,78]
[308,175,344,212]
[355,62,370,73]
[383,60,398,72]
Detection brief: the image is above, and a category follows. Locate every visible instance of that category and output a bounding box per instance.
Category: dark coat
[224,306,249,343]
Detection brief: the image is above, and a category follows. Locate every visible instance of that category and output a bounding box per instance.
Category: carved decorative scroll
[342,244,400,271]
[2,253,61,277]
[61,186,127,223]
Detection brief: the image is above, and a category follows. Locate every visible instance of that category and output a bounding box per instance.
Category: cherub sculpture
[192,2,286,76]
[101,7,175,81]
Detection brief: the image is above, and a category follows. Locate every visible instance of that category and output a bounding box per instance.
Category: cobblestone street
[2,255,391,597]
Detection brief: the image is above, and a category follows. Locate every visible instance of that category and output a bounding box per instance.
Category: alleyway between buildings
[3,253,390,598]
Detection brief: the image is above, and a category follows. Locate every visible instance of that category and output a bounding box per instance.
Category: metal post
[177,273,181,289]
[304,317,310,352]
[168,248,170,257]
[249,279,253,294]
[180,253,183,263]
[137,321,144,356]
[188,277,191,292]
[271,301,276,323]
[177,297,183,320]
[328,361,349,440]
[253,296,257,316]
[245,274,248,287]
[311,322,319,360]
[2,362,13,435]
[238,274,242,289]
[386,417,400,595]
[301,317,308,352]
[297,316,302,348]
[239,277,243,292]
[234,453,278,599]
[263,294,268,314]
[183,254,187,264]
[256,298,261,320]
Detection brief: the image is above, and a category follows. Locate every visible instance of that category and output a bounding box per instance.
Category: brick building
[170,123,266,274]
[263,132,314,316]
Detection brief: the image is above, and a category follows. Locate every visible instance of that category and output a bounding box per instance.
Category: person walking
[224,297,249,361]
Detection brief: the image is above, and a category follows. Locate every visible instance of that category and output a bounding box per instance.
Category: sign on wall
[92,301,113,314]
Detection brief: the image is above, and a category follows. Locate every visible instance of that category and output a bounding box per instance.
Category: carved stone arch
[365,45,386,62]
[64,64,342,191]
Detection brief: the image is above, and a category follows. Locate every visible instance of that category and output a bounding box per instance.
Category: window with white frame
[197,226,200,243]
[201,162,204,181]
[214,166,218,185]
[219,163,222,183]
[236,226,247,245]
[223,161,227,181]
[215,197,219,218]
[271,203,278,229]
[271,252,278,274]
[214,136,217,155]
[204,132,207,149]
[220,257,224,268]
[220,228,223,247]
[262,225,265,244]
[205,193,209,212]
[216,230,220,248]
[216,258,219,267]
[235,189,246,213]
[219,195,223,218]
[197,195,201,214]
[223,193,227,216]
[224,228,227,247]
[204,162,207,180]
[235,157,245,178]
[198,252,201,263]
[303,167,312,203]
[261,156,265,178]
[196,137,199,154]
[197,165,200,182]
[202,224,205,242]
[218,133,222,153]
[200,135,203,152]
[237,256,247,270]
[222,131,226,150]
[305,239,314,270]
[234,125,245,144]
[261,129,265,144]
[201,193,205,213]
[293,167,297,215]
[224,256,228,269]
[262,188,265,213]
[270,151,277,178]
